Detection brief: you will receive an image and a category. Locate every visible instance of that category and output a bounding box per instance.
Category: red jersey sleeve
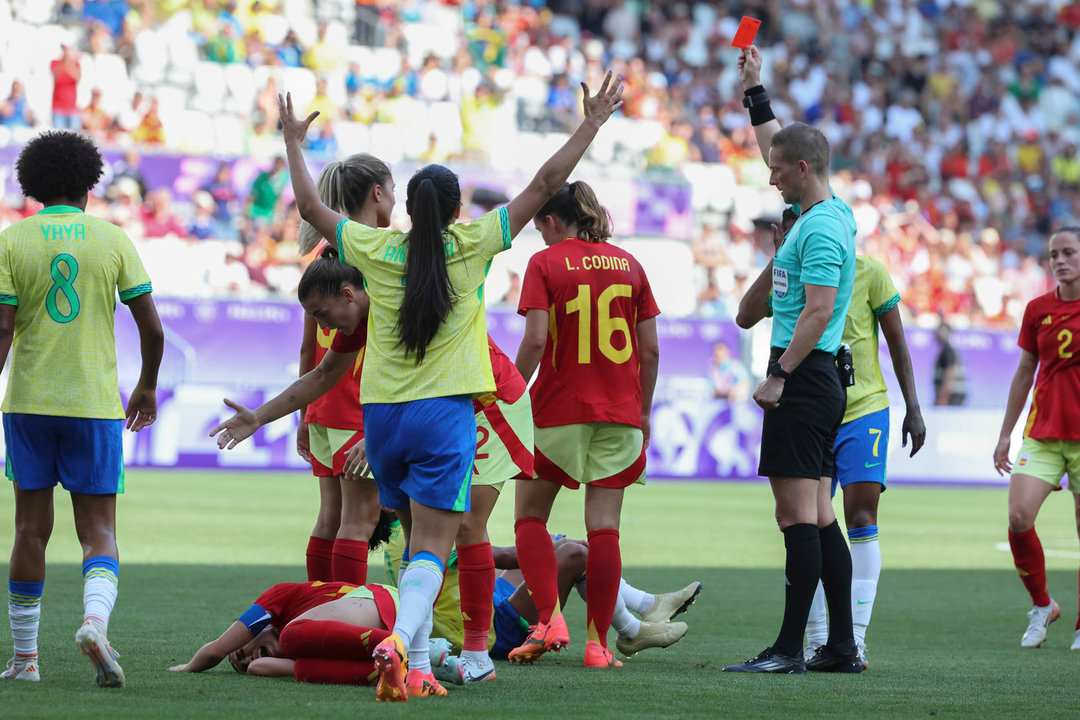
[1018,299,1038,354]
[252,583,298,622]
[634,262,661,321]
[331,325,367,353]
[518,255,550,314]
[489,335,527,403]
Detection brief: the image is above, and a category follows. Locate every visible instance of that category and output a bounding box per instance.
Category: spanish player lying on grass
[169,513,398,685]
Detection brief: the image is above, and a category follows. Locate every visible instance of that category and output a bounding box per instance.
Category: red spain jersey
[304,325,366,431]
[1018,289,1080,440]
[473,335,527,412]
[253,581,358,632]
[518,237,660,427]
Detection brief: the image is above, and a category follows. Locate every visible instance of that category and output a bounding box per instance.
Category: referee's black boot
[805,643,865,673]
[722,647,806,674]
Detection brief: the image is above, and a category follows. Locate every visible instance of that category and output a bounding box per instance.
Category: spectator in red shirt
[141,188,188,239]
[50,45,82,130]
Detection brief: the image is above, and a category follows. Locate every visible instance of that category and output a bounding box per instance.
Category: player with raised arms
[994,227,1080,649]
[510,180,661,668]
[293,153,395,585]
[212,75,623,700]
[0,131,164,687]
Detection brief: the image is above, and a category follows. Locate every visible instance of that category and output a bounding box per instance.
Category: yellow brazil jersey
[842,255,901,424]
[382,522,494,653]
[0,206,152,419]
[336,207,510,404]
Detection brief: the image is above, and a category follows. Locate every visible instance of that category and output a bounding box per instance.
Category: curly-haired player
[1,131,164,687]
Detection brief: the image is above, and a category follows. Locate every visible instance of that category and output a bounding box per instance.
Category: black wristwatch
[767,361,790,380]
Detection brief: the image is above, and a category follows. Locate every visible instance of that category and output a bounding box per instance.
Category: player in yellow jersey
[0,131,163,688]
[739,46,925,671]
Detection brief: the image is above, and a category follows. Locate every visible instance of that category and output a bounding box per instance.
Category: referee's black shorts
[758,347,847,480]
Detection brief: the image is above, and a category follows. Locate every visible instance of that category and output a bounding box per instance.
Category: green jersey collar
[37,205,83,215]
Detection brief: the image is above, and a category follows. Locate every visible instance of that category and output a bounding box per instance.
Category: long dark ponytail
[399,164,460,363]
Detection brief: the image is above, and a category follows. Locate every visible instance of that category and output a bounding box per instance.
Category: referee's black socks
[819,519,857,654]
[774,523,820,658]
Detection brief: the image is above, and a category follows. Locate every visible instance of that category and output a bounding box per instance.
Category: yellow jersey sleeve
[116,233,152,302]
[866,258,900,316]
[445,207,511,260]
[0,232,16,305]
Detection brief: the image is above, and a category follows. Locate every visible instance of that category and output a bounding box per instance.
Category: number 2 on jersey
[1059,329,1074,359]
[565,283,633,364]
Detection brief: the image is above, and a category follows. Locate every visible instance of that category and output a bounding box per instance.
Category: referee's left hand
[753,376,784,410]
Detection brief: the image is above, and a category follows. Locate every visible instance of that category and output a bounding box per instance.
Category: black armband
[743,84,774,126]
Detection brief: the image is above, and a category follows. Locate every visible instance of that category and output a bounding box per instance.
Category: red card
[731,16,761,49]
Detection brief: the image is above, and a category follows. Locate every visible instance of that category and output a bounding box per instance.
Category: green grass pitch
[2,471,1079,719]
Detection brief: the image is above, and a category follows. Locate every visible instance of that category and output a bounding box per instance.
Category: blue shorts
[490,576,528,660]
[4,413,124,495]
[831,407,889,495]
[362,396,475,512]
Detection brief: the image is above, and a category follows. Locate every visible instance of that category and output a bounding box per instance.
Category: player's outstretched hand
[278,92,318,146]
[581,71,624,126]
[993,437,1012,476]
[124,383,157,432]
[210,398,260,449]
[902,409,926,457]
[342,438,371,480]
[738,45,763,90]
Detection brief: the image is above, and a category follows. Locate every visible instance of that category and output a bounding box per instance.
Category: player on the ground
[994,227,1080,649]
[214,73,622,700]
[380,518,698,681]
[735,47,927,667]
[294,154,395,585]
[511,180,661,668]
[0,131,164,687]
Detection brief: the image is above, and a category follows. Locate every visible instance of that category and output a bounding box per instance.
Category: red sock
[294,658,378,685]
[515,517,559,623]
[331,539,369,585]
[585,529,621,649]
[280,619,391,660]
[457,542,495,652]
[1009,527,1050,607]
[306,536,334,582]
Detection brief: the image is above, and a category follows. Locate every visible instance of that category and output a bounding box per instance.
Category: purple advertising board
[71,299,1019,483]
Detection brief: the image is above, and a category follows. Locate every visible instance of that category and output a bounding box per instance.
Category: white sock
[407,607,433,674]
[849,532,882,647]
[611,591,640,639]
[619,579,654,615]
[82,559,119,635]
[806,581,828,647]
[461,649,489,664]
[9,603,40,658]
[393,553,443,662]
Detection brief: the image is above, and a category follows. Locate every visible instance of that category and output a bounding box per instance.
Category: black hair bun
[320,245,339,259]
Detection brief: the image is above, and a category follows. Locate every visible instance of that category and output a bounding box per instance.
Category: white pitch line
[995,541,1080,559]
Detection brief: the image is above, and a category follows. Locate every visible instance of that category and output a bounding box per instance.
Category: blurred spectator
[50,45,82,130]
[707,342,750,403]
[307,77,344,123]
[276,28,304,67]
[81,89,113,139]
[247,157,288,226]
[207,253,254,295]
[0,81,36,128]
[303,22,342,72]
[933,321,968,407]
[202,162,239,237]
[207,20,245,63]
[133,97,165,145]
[81,0,128,37]
[307,122,339,156]
[188,191,218,240]
[141,188,188,239]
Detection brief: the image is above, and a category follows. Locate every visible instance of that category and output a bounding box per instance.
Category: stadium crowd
[2,0,1080,326]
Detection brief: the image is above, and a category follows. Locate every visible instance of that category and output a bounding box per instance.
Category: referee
[724,45,860,675]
